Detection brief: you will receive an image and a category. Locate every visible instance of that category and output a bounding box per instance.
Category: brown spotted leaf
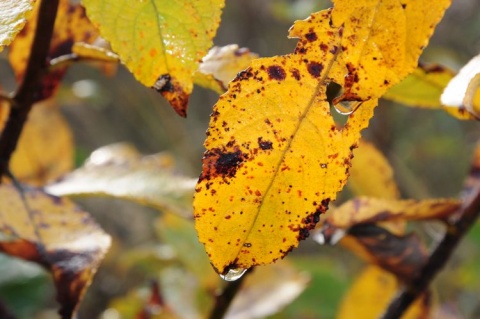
[82,0,225,117]
[193,0,451,275]
[46,143,197,218]
[8,0,98,101]
[0,184,111,318]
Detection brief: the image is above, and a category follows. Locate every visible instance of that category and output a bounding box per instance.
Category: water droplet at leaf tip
[219,267,247,281]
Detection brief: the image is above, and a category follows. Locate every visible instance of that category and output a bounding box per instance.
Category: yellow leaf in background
[384,64,476,120]
[82,0,225,117]
[0,0,34,52]
[9,99,74,186]
[441,54,480,118]
[348,140,399,200]
[0,184,110,318]
[46,143,197,218]
[194,0,451,275]
[337,266,430,319]
[326,197,460,229]
[195,45,259,94]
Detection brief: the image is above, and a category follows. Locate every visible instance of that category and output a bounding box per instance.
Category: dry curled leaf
[0,184,111,318]
[82,0,225,117]
[46,143,197,218]
[325,197,460,229]
[194,0,451,275]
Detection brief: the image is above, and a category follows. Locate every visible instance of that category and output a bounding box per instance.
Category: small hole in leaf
[326,81,348,126]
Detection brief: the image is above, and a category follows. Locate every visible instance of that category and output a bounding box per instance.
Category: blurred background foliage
[1,0,480,318]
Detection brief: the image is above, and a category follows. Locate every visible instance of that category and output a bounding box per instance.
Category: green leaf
[82,0,225,116]
[0,0,34,52]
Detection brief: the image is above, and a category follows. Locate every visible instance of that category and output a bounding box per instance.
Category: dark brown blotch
[305,32,317,42]
[258,137,273,150]
[200,146,248,182]
[307,62,323,78]
[267,65,286,81]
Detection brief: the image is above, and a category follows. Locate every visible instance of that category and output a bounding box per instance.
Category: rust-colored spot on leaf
[267,65,286,81]
[307,62,323,78]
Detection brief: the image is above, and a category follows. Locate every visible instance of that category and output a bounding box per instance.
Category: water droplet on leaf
[220,267,247,281]
[333,100,362,115]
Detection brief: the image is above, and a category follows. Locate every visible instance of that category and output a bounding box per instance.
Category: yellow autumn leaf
[9,99,74,186]
[82,0,225,117]
[384,64,476,120]
[0,0,34,52]
[0,184,111,318]
[337,265,430,319]
[194,0,451,275]
[46,143,197,218]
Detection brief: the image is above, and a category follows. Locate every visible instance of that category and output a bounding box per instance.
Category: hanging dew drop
[219,267,247,281]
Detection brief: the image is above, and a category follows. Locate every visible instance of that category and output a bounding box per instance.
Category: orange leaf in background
[0,184,111,319]
[8,0,98,101]
[337,266,430,319]
[9,98,74,186]
[194,0,451,275]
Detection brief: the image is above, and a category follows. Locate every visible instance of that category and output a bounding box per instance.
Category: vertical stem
[381,185,480,319]
[208,271,250,319]
[0,0,60,179]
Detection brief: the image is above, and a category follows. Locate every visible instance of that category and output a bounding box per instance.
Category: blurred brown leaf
[8,0,99,101]
[0,184,110,318]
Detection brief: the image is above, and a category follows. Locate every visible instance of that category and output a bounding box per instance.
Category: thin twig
[0,0,60,180]
[381,184,480,319]
[208,270,250,319]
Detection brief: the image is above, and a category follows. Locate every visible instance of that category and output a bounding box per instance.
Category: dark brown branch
[0,0,59,179]
[208,270,250,319]
[381,185,480,319]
